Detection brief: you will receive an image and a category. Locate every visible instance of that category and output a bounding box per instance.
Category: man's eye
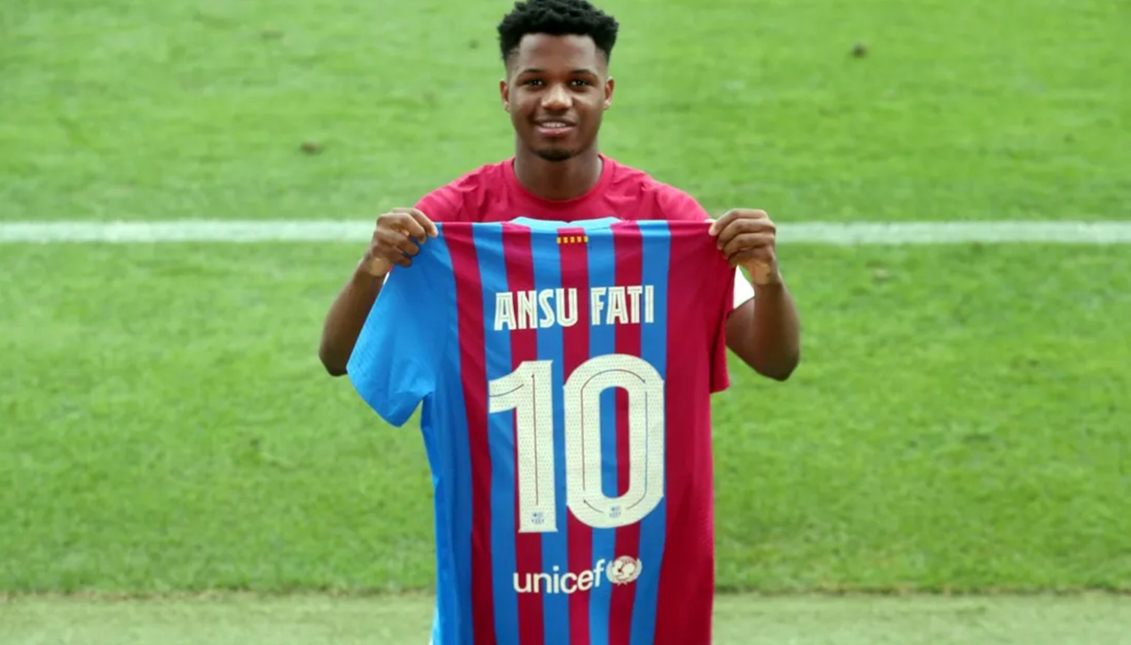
[525,79,544,86]
[571,79,591,86]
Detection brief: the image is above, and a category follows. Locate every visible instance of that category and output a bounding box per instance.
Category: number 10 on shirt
[488,353,665,534]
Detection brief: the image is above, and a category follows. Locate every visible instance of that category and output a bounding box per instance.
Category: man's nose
[542,83,571,109]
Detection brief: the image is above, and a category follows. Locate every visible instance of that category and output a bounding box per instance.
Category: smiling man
[319,0,800,382]
[318,0,800,643]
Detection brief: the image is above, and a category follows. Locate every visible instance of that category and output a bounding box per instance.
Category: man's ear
[603,77,615,110]
[500,78,510,111]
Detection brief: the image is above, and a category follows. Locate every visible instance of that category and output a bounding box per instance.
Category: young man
[320,1,801,643]
[319,0,800,382]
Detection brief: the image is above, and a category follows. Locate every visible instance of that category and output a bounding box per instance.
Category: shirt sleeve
[415,184,462,223]
[347,247,446,427]
[656,186,754,311]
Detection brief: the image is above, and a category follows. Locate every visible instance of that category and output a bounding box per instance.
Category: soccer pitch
[2,0,1130,643]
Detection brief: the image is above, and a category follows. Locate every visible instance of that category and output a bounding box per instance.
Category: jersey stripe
[475,223,519,645]
[557,226,593,645]
[609,222,644,645]
[446,224,497,645]
[429,231,476,645]
[502,224,546,645]
[587,228,617,645]
[653,222,719,643]
[529,227,570,645]
[630,222,671,643]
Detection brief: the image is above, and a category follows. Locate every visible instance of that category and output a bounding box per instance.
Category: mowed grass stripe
[3,593,1131,645]
[2,221,1131,244]
[3,0,1129,224]
[2,243,1128,594]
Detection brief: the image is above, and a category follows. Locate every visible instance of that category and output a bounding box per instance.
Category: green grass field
[6,593,1131,645]
[3,0,1130,642]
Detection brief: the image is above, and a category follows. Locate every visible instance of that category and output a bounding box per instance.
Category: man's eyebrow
[516,67,598,75]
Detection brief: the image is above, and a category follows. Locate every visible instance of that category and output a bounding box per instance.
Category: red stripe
[609,222,644,645]
[446,224,497,645]
[558,227,593,645]
[652,222,725,643]
[502,223,545,645]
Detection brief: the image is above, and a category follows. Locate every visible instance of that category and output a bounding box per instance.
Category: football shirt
[348,217,735,645]
[409,154,756,311]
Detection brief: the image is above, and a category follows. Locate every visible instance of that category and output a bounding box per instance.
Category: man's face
[501,33,615,162]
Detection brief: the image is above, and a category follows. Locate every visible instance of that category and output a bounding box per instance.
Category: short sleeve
[347,254,446,427]
[655,188,755,311]
[415,183,462,223]
[654,185,711,222]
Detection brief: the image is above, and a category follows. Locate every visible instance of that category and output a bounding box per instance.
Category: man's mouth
[535,120,575,138]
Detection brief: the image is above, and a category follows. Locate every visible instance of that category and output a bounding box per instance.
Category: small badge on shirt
[556,235,590,245]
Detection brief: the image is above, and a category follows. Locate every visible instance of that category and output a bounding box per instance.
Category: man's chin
[534,147,576,162]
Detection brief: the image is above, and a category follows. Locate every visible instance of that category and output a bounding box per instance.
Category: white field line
[1,221,1130,244]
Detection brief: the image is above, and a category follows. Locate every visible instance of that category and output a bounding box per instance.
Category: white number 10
[488,354,665,533]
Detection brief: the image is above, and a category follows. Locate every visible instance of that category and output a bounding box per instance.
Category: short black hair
[497,0,620,66]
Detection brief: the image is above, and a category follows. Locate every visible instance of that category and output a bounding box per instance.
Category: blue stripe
[630,221,671,643]
[599,384,619,499]
[530,230,570,645]
[587,227,618,645]
[475,224,520,645]
[421,232,475,645]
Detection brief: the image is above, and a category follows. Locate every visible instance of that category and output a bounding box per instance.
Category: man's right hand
[362,208,440,277]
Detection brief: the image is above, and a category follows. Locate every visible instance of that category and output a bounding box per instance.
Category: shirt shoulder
[602,158,711,222]
[414,161,510,223]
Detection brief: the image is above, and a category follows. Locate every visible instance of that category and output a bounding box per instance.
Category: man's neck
[513,147,603,201]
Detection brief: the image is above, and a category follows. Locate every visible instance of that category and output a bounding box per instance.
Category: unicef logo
[607,556,643,585]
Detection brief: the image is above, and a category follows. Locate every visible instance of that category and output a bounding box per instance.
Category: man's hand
[363,208,439,277]
[708,209,781,286]
[710,208,801,381]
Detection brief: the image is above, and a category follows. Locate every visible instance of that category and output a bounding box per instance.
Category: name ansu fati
[493,285,655,331]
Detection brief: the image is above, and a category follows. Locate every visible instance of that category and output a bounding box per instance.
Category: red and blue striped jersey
[348,217,736,645]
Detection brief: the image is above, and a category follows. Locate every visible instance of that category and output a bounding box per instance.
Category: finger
[708,210,739,236]
[723,209,770,223]
[710,209,773,240]
[392,207,439,238]
[379,211,430,242]
[366,253,410,275]
[716,219,776,250]
[722,233,776,261]
[374,246,414,269]
[725,251,774,272]
[375,227,422,258]
[727,247,776,267]
[727,246,773,262]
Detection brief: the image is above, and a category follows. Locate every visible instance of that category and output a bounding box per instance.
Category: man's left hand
[708,209,782,286]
